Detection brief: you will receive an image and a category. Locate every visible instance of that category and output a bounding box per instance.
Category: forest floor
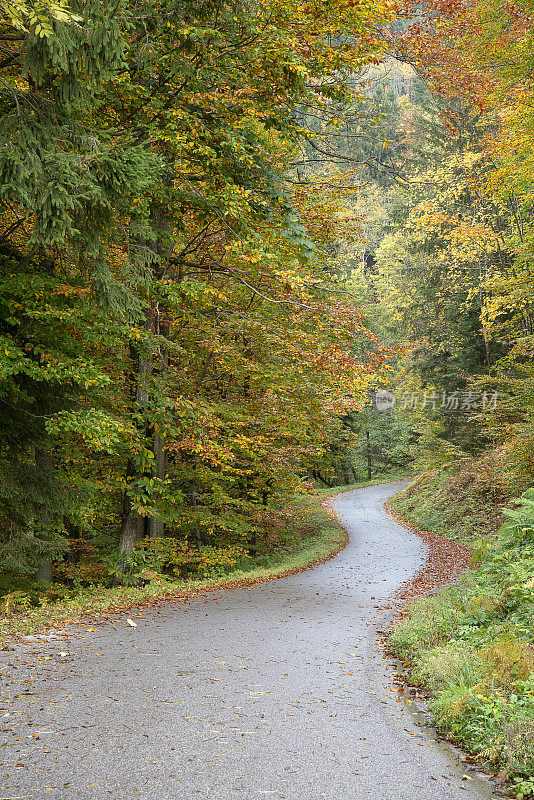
[0,482,498,800]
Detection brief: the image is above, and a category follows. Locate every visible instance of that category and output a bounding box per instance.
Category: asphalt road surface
[1,482,497,800]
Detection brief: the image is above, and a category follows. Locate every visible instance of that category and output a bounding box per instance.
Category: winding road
[1,482,496,799]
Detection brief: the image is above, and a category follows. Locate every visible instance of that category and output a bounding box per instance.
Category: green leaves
[2,0,81,35]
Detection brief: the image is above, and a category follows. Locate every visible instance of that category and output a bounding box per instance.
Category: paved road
[1,482,496,800]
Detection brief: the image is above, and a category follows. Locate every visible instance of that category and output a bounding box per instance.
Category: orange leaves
[394,0,497,109]
[52,283,90,298]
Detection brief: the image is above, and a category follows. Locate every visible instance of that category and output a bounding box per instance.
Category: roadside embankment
[388,467,534,799]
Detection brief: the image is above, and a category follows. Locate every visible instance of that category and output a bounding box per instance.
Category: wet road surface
[0,482,496,799]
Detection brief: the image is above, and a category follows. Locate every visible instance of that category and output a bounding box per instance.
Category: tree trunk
[34,447,53,582]
[119,507,144,555]
[119,186,173,554]
[35,559,52,582]
[119,458,145,554]
[118,335,153,555]
[191,480,202,549]
[147,431,166,538]
[479,256,491,368]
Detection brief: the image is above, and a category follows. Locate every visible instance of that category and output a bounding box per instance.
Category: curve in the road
[0,482,496,800]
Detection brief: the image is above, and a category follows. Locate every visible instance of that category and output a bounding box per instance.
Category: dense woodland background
[1,0,534,591]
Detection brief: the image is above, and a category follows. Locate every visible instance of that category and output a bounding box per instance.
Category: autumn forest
[3,0,534,793]
[0,0,533,586]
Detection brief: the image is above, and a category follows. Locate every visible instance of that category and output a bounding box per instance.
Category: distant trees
[350,3,534,487]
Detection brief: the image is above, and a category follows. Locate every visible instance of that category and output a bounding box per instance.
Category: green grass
[389,470,534,797]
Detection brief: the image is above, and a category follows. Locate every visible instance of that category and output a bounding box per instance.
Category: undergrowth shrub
[416,643,487,693]
[393,465,507,543]
[391,591,460,660]
[480,637,534,685]
[172,543,247,579]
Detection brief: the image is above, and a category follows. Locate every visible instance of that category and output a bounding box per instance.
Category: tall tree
[0,0,157,572]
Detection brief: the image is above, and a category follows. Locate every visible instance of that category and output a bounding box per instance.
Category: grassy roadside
[388,469,534,799]
[0,482,375,650]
